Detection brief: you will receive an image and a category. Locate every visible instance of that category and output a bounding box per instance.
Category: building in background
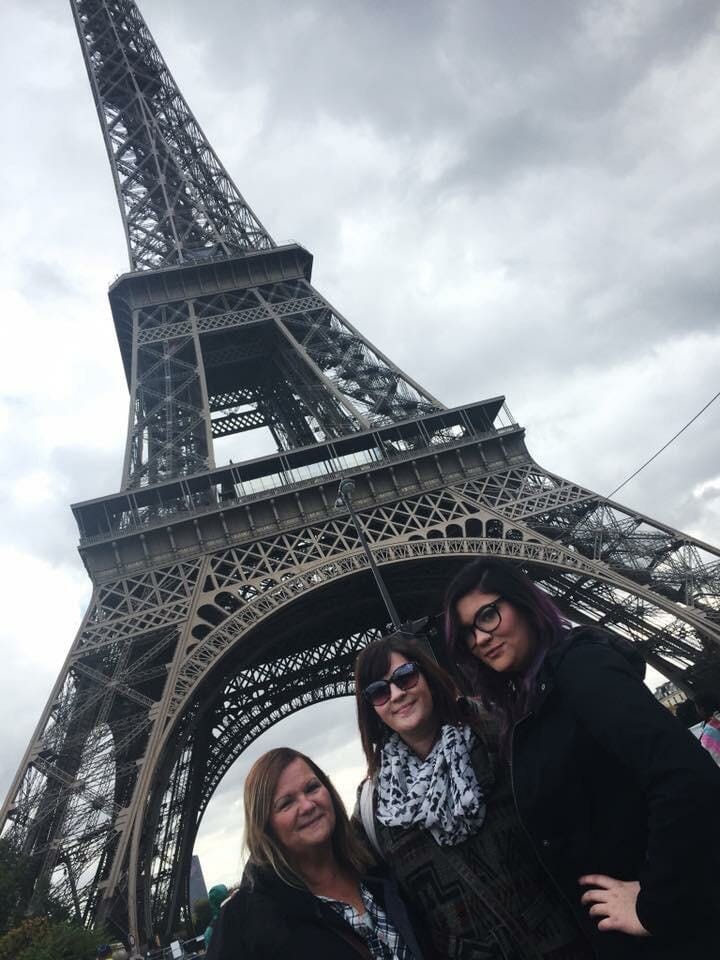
[654,680,686,713]
[189,855,208,907]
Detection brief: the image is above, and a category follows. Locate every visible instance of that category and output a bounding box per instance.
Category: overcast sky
[2,0,720,891]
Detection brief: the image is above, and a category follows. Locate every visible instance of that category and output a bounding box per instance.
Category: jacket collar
[533,624,646,711]
[242,861,389,919]
[243,862,319,921]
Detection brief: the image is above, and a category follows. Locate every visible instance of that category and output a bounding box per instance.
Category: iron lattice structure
[3,0,720,947]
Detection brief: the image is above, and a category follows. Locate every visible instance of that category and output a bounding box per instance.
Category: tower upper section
[70,0,446,491]
[71,0,274,270]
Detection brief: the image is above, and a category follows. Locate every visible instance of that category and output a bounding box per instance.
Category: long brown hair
[354,633,464,776]
[243,747,373,887]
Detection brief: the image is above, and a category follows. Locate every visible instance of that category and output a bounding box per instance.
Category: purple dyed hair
[444,558,568,746]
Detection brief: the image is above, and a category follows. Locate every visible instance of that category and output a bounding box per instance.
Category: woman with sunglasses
[207,747,428,960]
[354,634,593,959]
[445,557,720,960]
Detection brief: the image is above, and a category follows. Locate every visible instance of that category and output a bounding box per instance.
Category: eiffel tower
[3,0,719,947]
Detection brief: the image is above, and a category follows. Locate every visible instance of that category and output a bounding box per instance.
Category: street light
[336,478,402,630]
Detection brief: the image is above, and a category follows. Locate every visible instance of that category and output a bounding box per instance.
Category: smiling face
[372,651,438,744]
[455,589,536,674]
[269,758,336,861]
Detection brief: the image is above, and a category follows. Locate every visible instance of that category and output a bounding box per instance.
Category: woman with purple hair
[445,557,720,960]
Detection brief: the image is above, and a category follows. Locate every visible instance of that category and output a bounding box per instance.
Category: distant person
[204,883,229,948]
[674,696,701,734]
[445,557,720,960]
[696,691,720,765]
[207,747,427,960]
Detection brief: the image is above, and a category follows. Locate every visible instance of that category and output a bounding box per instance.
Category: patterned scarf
[376,724,486,846]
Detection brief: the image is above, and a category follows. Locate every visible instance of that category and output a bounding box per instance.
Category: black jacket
[205,862,427,960]
[511,626,720,959]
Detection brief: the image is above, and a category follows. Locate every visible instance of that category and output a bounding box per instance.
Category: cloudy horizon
[1,0,720,888]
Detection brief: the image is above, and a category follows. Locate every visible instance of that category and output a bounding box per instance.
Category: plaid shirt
[319,883,414,960]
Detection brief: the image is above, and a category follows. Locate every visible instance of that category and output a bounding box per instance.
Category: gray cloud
[19,260,78,303]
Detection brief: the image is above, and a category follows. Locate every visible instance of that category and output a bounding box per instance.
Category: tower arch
[133,523,719,936]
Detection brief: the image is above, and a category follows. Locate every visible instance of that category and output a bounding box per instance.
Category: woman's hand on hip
[579,875,650,937]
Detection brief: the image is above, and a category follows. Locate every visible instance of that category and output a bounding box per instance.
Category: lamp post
[336,478,402,631]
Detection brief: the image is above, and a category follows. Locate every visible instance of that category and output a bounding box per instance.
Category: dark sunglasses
[362,661,421,707]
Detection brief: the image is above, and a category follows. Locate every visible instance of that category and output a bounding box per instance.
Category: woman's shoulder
[548,625,647,682]
[208,883,290,960]
[211,865,305,955]
[221,877,285,922]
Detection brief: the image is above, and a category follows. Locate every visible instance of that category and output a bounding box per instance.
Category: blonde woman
[207,747,427,960]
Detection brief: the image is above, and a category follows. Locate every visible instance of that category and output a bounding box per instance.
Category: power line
[606,388,720,500]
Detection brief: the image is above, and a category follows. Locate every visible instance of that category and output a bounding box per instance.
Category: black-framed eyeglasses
[462,598,503,648]
[362,661,421,707]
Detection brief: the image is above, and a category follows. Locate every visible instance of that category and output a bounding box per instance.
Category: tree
[0,838,70,935]
[0,838,31,935]
[0,916,108,960]
[0,839,106,960]
[0,918,48,960]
